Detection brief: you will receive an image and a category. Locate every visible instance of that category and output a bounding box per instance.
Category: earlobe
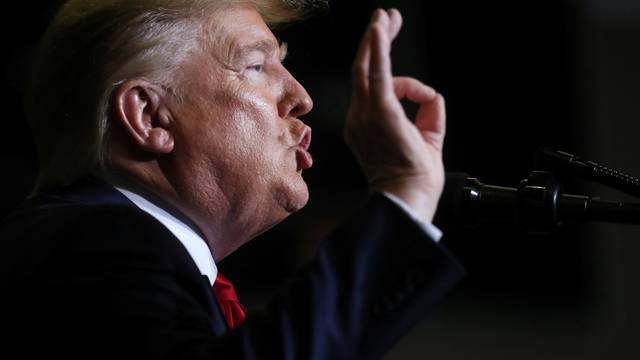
[113,80,175,154]
[148,109,175,153]
[147,128,174,153]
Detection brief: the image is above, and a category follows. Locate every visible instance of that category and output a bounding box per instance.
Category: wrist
[371,177,442,223]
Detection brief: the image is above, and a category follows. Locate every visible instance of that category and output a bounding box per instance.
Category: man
[0,0,464,358]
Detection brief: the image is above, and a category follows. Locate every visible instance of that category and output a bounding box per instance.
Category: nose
[278,70,313,119]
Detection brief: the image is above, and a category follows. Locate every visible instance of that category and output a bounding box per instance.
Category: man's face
[164,4,313,255]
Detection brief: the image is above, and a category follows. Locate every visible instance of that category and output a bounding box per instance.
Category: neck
[101,171,203,234]
[99,161,246,262]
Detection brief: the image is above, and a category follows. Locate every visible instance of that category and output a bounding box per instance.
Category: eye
[247,64,263,72]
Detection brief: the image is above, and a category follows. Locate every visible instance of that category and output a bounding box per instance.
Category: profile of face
[163,3,313,256]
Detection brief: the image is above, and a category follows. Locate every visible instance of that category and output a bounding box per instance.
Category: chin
[248,180,308,241]
[286,182,310,214]
[276,177,309,215]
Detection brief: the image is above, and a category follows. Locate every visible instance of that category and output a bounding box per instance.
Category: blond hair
[25,0,327,195]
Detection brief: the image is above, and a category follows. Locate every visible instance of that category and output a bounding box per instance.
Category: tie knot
[212,273,246,330]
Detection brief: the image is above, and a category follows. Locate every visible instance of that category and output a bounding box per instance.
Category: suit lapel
[44,176,229,335]
[201,275,229,335]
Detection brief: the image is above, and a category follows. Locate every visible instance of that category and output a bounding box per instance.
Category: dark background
[3,1,640,359]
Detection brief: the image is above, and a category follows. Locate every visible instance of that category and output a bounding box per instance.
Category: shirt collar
[114,186,218,286]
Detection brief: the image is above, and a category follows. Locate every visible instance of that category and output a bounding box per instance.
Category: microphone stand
[459,149,640,233]
[535,148,640,198]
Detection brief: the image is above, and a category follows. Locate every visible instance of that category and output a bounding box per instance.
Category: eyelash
[248,64,263,72]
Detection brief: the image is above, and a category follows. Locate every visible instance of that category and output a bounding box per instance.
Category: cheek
[209,108,282,179]
[230,96,287,156]
[192,84,292,181]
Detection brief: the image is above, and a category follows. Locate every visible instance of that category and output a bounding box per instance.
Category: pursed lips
[295,128,312,171]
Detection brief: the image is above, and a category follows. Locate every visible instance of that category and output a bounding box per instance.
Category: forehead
[210,4,279,60]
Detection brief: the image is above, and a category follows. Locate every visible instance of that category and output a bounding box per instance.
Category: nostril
[279,79,313,118]
[290,100,310,118]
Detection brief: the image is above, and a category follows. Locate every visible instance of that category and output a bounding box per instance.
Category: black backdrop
[6,1,637,359]
[0,0,582,322]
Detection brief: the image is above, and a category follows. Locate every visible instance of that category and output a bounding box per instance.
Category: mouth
[295,128,313,172]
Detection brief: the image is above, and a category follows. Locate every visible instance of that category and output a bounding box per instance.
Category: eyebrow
[231,39,288,63]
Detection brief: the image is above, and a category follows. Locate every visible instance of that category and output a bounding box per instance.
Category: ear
[112,80,175,154]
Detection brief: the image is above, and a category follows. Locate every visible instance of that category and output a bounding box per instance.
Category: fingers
[387,9,403,42]
[393,77,445,147]
[369,23,393,101]
[416,92,446,148]
[352,9,403,99]
[352,10,382,98]
[393,77,437,103]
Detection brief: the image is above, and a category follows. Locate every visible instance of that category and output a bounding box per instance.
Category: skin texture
[346,9,446,224]
[109,5,446,262]
[110,4,312,260]
[159,5,314,260]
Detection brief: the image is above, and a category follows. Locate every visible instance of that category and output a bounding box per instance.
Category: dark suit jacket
[0,176,464,359]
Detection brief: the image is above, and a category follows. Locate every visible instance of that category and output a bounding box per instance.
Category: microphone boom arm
[458,171,640,233]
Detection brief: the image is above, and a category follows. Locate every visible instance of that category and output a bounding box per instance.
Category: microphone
[438,171,640,232]
[535,148,640,198]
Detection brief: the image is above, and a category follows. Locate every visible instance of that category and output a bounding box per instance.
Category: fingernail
[378,9,389,26]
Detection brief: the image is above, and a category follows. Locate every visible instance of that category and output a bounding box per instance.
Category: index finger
[352,10,386,98]
[369,21,394,102]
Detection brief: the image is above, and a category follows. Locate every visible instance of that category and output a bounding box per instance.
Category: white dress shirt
[114,186,442,287]
[382,192,443,242]
[114,187,218,286]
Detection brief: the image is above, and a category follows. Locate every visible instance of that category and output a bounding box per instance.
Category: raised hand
[344,8,446,223]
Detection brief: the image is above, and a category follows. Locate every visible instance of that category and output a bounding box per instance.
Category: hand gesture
[345,9,447,223]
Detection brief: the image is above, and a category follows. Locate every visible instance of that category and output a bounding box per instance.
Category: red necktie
[212,273,247,330]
